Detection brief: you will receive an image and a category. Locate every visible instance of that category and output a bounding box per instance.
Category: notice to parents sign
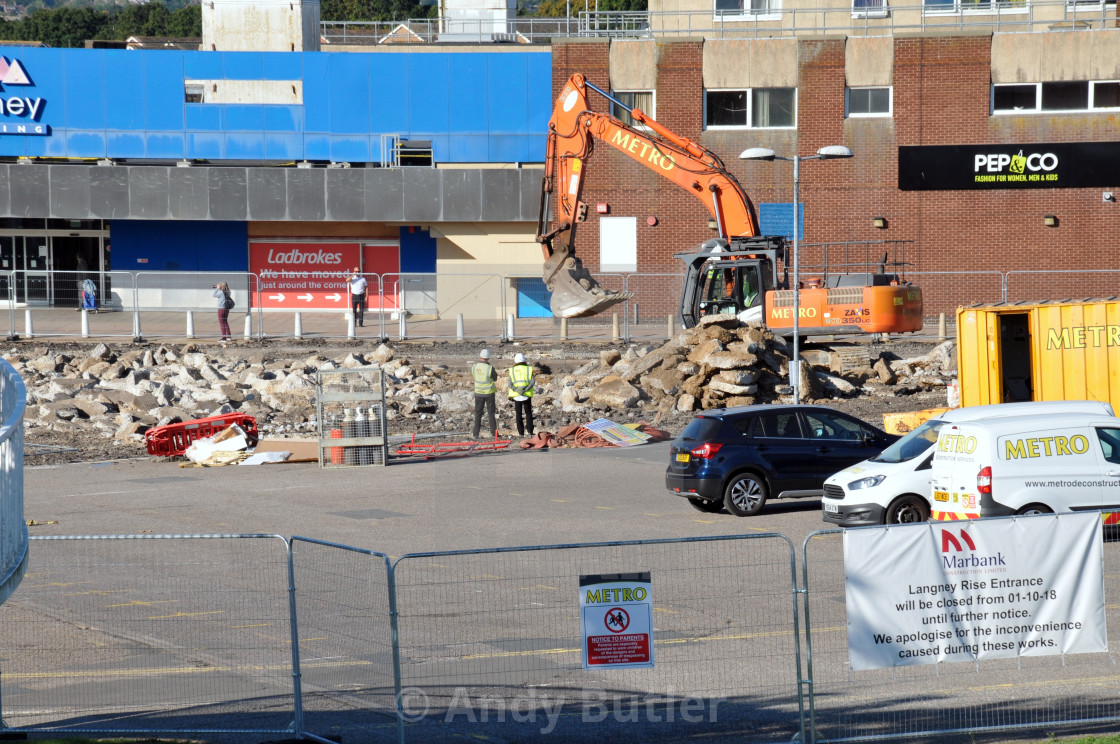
[845,514,1106,670]
[580,572,653,669]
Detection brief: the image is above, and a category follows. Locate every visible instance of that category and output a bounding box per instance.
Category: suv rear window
[679,417,722,442]
[735,413,803,438]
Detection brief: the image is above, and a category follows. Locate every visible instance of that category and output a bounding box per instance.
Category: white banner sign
[845,514,1106,670]
[579,572,654,670]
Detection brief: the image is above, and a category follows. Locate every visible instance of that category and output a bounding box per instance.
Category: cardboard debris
[255,437,319,462]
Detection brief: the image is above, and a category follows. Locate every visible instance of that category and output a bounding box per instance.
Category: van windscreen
[871,420,944,463]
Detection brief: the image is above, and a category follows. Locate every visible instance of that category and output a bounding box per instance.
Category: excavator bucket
[545,254,632,319]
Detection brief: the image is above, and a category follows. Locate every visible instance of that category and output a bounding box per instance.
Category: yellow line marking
[147,611,225,619]
[107,600,178,607]
[643,513,665,517]
[594,506,616,511]
[653,607,678,614]
[231,623,274,629]
[551,499,567,503]
[535,584,557,590]
[693,519,718,524]
[4,659,372,681]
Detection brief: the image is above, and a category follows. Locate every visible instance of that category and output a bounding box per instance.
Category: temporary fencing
[0,359,26,605]
[0,266,1101,342]
[7,526,1120,741]
[0,534,298,739]
[800,526,1120,743]
[389,534,803,743]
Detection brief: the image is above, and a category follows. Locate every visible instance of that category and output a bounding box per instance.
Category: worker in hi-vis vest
[471,348,499,439]
[507,352,536,437]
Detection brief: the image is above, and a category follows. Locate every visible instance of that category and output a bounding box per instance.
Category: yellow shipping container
[958,300,1120,410]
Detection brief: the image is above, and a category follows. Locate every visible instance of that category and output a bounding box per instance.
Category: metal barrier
[0,359,26,606]
[800,526,1120,743]
[0,534,299,738]
[288,537,399,743]
[21,266,1120,342]
[390,534,804,742]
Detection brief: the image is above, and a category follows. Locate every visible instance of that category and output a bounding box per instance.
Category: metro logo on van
[938,434,976,454]
[1003,435,1089,460]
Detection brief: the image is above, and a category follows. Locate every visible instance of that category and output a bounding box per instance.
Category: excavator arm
[538,73,762,318]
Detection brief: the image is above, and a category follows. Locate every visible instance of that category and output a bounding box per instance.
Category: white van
[928,411,1120,519]
[820,401,1115,526]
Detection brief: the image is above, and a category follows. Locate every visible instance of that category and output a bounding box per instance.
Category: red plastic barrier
[144,413,259,457]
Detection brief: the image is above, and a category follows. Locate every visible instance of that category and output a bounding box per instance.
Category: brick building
[550,2,1120,317]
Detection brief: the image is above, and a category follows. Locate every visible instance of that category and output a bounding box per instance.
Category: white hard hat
[479,349,491,359]
[514,353,526,364]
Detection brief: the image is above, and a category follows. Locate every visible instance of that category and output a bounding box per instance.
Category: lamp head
[739,147,776,161]
[816,145,853,160]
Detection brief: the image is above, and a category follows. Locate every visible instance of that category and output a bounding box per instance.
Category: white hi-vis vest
[472,362,496,395]
[508,363,535,399]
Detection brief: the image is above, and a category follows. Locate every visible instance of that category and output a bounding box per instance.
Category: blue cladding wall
[0,47,550,163]
[112,220,249,272]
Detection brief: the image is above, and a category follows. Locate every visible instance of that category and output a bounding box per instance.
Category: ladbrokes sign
[898,142,1117,190]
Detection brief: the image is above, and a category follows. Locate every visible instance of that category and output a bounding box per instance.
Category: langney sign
[844,514,1106,670]
[898,142,1120,190]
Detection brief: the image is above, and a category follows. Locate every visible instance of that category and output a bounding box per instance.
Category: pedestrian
[471,348,498,440]
[213,281,234,341]
[507,352,535,437]
[74,253,89,310]
[348,267,368,328]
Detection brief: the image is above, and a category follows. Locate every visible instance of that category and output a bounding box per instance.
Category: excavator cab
[698,262,768,318]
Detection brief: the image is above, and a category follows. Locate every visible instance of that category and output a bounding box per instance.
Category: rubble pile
[555,315,957,416]
[5,319,957,460]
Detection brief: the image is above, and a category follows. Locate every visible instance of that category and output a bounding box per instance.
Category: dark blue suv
[665,405,897,517]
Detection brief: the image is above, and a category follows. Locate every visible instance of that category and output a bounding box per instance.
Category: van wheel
[687,497,724,514]
[886,495,929,524]
[724,473,768,517]
[1017,503,1053,516]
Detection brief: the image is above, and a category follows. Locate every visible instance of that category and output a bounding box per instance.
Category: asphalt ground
[11,445,1120,744]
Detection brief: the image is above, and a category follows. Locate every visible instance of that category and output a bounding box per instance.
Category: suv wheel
[724,473,768,517]
[687,497,724,514]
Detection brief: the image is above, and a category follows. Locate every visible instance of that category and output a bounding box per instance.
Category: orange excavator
[536,72,923,334]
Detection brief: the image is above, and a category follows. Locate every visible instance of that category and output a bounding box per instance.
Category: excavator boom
[538,73,761,318]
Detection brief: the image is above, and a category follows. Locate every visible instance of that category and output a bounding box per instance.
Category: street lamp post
[739,145,854,404]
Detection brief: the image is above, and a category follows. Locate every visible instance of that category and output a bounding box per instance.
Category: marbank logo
[0,56,47,135]
[941,527,976,553]
[940,527,1007,569]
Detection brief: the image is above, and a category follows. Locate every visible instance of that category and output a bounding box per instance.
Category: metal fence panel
[0,534,296,737]
[316,366,389,467]
[289,537,400,743]
[802,526,1120,743]
[391,535,803,742]
[0,359,26,606]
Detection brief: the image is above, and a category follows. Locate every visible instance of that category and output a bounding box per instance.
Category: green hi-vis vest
[508,364,535,399]
[472,362,496,395]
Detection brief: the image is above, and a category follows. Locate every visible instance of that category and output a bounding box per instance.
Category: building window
[714,0,780,20]
[610,90,655,128]
[852,0,888,16]
[924,0,1026,11]
[184,83,204,104]
[705,88,796,129]
[993,81,1120,113]
[846,87,892,117]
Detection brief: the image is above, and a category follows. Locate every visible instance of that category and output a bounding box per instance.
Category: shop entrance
[0,219,110,307]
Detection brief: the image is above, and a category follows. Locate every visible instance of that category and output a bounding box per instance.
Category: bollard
[186,310,195,339]
[132,311,143,342]
[80,309,89,338]
[611,313,621,343]
[507,313,515,341]
[24,308,32,339]
[398,312,407,340]
[456,313,465,340]
[294,312,303,339]
[667,314,674,340]
[560,317,568,341]
[347,311,356,339]
[243,313,252,340]
[938,312,947,342]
